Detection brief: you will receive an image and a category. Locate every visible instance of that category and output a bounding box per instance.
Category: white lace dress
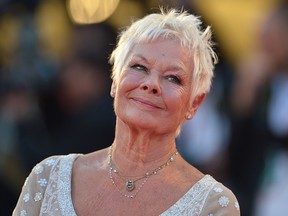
[13,154,240,216]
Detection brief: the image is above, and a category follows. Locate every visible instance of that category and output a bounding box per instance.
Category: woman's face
[112,39,195,134]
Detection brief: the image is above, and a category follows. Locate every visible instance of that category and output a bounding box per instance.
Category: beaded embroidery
[15,155,240,215]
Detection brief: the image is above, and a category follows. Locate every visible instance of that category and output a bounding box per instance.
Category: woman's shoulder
[200,175,241,216]
[34,154,80,172]
[19,153,82,191]
[12,154,79,215]
[160,175,240,216]
[21,154,79,186]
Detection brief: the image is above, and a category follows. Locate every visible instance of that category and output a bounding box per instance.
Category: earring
[110,91,115,98]
[186,113,192,120]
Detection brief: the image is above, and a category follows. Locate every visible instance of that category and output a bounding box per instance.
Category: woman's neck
[111,119,178,175]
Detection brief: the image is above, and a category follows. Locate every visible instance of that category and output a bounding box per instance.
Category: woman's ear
[110,80,116,98]
[185,93,206,120]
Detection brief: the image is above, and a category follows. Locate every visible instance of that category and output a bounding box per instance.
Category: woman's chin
[120,114,160,131]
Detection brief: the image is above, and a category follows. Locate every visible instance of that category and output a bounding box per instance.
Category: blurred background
[0,0,288,215]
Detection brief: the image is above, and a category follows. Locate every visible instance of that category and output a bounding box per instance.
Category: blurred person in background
[0,79,36,216]
[23,23,117,162]
[13,9,240,215]
[0,2,57,214]
[0,1,116,214]
[252,3,288,215]
[228,2,288,215]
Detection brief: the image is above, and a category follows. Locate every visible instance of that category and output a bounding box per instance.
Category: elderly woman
[13,9,240,215]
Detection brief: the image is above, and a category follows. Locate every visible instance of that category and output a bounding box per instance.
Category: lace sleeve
[200,182,240,216]
[12,156,60,216]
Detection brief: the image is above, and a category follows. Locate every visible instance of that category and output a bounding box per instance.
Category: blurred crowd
[0,0,117,214]
[0,0,288,216]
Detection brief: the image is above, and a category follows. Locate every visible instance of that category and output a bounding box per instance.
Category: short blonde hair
[109,8,217,98]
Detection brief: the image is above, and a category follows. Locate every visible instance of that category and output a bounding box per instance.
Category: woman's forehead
[128,40,193,70]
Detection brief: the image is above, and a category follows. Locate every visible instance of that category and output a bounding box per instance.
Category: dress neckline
[59,154,214,216]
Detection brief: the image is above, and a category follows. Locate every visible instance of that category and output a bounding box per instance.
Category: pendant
[126,180,135,191]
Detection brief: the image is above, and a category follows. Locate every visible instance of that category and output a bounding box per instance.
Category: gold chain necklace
[108,145,178,199]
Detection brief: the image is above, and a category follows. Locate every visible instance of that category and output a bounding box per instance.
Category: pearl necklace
[108,146,178,199]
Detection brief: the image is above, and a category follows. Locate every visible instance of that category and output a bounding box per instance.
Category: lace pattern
[58,154,77,216]
[14,154,240,216]
[39,154,79,216]
[161,175,217,215]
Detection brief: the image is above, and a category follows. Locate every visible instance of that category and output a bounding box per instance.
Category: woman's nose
[140,73,161,95]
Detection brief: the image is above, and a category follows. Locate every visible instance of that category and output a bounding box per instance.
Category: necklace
[108,145,178,199]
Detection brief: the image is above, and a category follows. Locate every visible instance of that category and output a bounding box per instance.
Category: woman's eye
[167,75,181,85]
[131,64,147,72]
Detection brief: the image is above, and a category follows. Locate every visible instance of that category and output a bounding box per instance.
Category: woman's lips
[131,97,163,109]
